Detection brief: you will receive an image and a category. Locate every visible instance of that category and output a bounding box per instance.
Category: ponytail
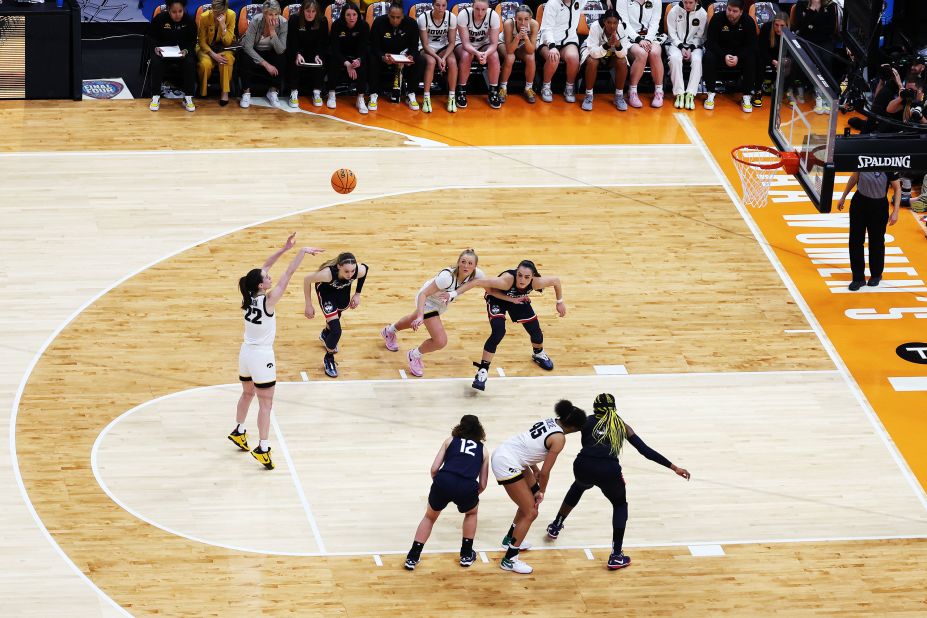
[518,259,540,277]
[592,392,628,458]
[239,268,263,309]
[318,251,357,271]
[554,399,587,430]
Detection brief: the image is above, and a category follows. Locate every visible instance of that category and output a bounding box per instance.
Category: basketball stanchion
[731,145,800,209]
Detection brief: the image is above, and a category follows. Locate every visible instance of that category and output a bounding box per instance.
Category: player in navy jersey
[231,234,324,469]
[447,259,565,391]
[545,393,690,569]
[405,414,489,570]
[492,400,586,574]
[302,252,369,378]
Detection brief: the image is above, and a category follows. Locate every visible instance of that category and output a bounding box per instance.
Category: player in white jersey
[230,234,323,470]
[417,0,458,112]
[492,400,587,574]
[381,249,483,378]
[454,0,502,109]
[499,4,539,103]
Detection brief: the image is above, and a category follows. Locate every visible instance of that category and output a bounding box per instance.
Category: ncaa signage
[82,80,124,99]
[896,342,927,364]
[857,155,912,169]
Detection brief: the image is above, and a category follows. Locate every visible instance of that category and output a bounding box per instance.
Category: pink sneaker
[628,91,643,108]
[407,350,424,377]
[381,325,398,352]
[651,91,664,108]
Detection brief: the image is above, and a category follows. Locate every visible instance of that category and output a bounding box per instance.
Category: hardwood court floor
[18,183,927,615]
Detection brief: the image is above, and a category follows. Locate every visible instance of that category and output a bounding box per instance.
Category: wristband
[556,298,564,304]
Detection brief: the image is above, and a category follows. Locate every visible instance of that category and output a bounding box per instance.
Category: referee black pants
[848,192,889,282]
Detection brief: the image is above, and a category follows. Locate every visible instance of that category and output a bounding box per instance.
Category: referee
[837,170,901,291]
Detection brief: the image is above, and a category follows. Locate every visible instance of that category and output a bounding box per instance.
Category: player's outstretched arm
[263,233,297,271]
[532,275,565,316]
[266,247,323,310]
[626,425,690,480]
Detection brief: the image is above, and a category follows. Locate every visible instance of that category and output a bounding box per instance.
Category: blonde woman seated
[579,8,629,112]
[499,4,539,104]
[197,0,237,105]
[240,0,288,108]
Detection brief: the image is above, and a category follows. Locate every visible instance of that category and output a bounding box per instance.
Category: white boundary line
[0,143,700,159]
[675,113,927,514]
[270,414,327,554]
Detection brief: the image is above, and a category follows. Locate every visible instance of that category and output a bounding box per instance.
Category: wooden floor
[2,98,927,616]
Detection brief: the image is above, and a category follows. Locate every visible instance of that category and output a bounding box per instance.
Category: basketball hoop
[731,145,800,209]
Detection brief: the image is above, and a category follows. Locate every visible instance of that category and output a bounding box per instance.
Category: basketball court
[2,23,927,615]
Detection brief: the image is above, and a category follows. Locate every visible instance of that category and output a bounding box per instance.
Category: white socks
[259,439,270,450]
[236,423,245,433]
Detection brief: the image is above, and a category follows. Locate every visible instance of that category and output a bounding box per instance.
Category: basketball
[331,168,357,194]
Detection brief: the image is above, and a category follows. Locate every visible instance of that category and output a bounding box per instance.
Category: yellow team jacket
[198,9,237,53]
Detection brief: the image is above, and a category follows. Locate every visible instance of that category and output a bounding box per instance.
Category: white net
[732,147,783,209]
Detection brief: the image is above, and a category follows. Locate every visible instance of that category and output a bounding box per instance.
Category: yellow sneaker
[251,446,274,470]
[227,429,249,451]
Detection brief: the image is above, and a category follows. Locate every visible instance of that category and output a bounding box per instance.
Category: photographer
[871,59,926,132]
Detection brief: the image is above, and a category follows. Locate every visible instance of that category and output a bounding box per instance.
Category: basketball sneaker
[752,93,763,108]
[627,90,642,108]
[357,95,368,114]
[498,84,507,102]
[500,557,533,574]
[502,536,532,551]
[388,88,401,104]
[289,89,300,107]
[326,91,337,108]
[546,520,564,539]
[266,90,279,107]
[447,96,457,113]
[407,93,419,111]
[564,84,575,103]
[524,86,537,104]
[532,350,554,370]
[404,557,419,570]
[650,90,664,108]
[228,429,249,451]
[183,97,196,112]
[456,90,468,108]
[408,350,424,377]
[320,329,339,353]
[741,96,753,113]
[251,446,274,470]
[703,96,715,110]
[614,92,628,111]
[685,93,695,110]
[472,366,488,391]
[540,84,552,103]
[149,96,160,111]
[422,95,432,113]
[459,550,477,567]
[240,92,251,108]
[581,94,593,111]
[380,325,398,351]
[674,93,685,108]
[368,93,378,111]
[607,552,631,570]
[312,91,323,106]
[488,89,502,109]
[323,353,338,378]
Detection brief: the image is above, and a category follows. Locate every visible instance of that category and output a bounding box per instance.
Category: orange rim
[731,144,787,170]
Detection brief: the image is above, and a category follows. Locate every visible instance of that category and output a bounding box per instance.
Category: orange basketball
[331,168,357,194]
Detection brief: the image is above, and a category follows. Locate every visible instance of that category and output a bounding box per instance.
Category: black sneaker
[404,557,419,570]
[531,350,554,370]
[227,429,249,451]
[848,280,865,291]
[867,276,882,287]
[251,446,274,470]
[488,90,502,109]
[388,88,400,103]
[752,93,763,108]
[546,520,564,539]
[459,550,476,567]
[607,552,631,570]
[323,353,338,378]
[456,90,468,108]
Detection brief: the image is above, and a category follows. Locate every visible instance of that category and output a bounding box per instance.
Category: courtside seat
[409,2,432,18]
[238,3,263,36]
[282,3,301,19]
[366,1,391,25]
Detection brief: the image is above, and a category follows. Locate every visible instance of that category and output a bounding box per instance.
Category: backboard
[769,29,839,213]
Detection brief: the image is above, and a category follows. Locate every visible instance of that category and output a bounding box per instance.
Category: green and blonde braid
[593,393,627,458]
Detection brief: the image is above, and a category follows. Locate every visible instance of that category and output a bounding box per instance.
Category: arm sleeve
[355,264,369,293]
[273,19,287,53]
[538,0,555,46]
[243,18,264,64]
[644,5,660,41]
[627,433,673,469]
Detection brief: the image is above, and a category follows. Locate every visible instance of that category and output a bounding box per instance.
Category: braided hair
[592,393,628,458]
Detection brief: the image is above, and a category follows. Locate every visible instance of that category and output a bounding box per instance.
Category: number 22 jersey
[243,294,276,346]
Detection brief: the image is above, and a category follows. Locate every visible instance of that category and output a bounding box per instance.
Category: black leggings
[149,52,196,96]
[240,48,285,91]
[564,457,628,551]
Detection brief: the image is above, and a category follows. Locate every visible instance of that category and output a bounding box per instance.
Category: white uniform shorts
[491,446,527,485]
[239,343,276,387]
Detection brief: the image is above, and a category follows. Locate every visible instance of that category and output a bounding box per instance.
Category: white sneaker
[500,557,533,574]
[183,97,195,112]
[357,95,368,114]
[149,96,160,111]
[288,89,299,107]
[312,91,323,106]
[240,92,251,108]
[267,90,279,107]
[326,91,336,109]
[368,94,378,111]
[407,93,419,111]
[813,96,826,115]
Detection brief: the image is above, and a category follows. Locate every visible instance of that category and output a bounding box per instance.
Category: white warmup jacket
[617,0,661,44]
[579,18,631,64]
[538,0,583,48]
[665,2,707,49]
